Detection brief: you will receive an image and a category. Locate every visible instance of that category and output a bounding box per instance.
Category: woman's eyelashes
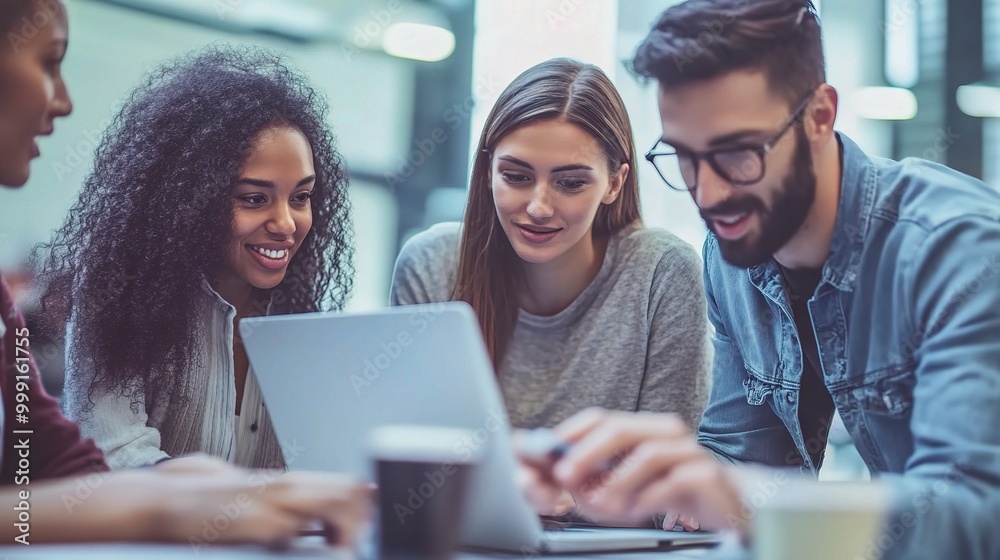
[239,194,267,206]
[499,170,589,192]
[556,178,586,191]
[44,47,67,73]
[236,190,314,207]
[500,170,531,185]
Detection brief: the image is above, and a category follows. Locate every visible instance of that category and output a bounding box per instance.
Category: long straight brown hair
[452,58,642,369]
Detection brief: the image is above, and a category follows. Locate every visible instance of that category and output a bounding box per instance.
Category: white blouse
[63,279,285,470]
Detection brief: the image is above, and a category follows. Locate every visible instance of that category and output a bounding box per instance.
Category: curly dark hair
[33,45,353,407]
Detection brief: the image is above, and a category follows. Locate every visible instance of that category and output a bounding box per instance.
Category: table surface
[0,535,750,559]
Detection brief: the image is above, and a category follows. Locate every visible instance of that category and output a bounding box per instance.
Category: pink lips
[517,224,561,244]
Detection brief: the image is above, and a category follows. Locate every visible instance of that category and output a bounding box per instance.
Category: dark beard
[703,127,817,268]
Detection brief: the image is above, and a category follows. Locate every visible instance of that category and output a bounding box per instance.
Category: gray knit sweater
[390,222,711,430]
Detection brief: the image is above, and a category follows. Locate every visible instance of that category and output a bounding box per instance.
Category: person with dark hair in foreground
[0,0,367,545]
[38,45,354,470]
[523,1,1000,558]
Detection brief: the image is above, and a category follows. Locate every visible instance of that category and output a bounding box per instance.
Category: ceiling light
[383,22,455,62]
[957,84,1000,118]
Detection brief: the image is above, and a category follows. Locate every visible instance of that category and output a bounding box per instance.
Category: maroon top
[0,275,108,484]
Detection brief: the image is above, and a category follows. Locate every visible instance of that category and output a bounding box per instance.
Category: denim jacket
[697,134,1000,559]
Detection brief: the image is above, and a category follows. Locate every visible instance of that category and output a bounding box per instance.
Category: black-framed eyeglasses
[644,91,816,192]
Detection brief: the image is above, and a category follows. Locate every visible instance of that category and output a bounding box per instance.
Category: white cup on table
[752,479,889,560]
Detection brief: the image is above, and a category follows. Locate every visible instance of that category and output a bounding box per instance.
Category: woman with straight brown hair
[391,59,710,520]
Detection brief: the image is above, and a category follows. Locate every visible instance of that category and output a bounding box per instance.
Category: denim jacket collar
[748,133,878,296]
[824,134,878,292]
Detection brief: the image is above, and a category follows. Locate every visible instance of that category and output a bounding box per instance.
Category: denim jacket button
[786,392,795,404]
[882,393,894,411]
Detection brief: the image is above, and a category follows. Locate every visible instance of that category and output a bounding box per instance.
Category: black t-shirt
[779,264,835,469]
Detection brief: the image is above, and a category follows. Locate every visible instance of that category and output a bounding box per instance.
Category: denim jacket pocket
[743,364,779,406]
[852,369,916,417]
[847,367,916,472]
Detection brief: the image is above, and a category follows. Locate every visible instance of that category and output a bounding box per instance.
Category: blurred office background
[0,0,997,476]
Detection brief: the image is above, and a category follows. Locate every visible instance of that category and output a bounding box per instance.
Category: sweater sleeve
[0,277,108,484]
[637,241,711,431]
[389,222,462,306]
[61,320,169,469]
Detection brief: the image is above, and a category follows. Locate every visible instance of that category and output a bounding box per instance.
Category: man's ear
[805,84,838,142]
[603,163,629,205]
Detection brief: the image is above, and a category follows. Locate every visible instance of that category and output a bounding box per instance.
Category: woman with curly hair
[0,0,368,545]
[35,45,354,470]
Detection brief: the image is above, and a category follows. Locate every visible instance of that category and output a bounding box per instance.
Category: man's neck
[774,137,843,271]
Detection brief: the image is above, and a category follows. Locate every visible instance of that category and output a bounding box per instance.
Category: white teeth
[717,213,747,225]
[252,246,287,259]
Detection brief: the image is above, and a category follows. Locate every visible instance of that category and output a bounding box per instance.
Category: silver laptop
[240,302,719,553]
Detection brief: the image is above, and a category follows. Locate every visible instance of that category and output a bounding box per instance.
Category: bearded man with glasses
[516,1,1000,558]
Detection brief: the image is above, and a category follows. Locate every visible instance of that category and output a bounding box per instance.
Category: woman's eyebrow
[236,175,316,188]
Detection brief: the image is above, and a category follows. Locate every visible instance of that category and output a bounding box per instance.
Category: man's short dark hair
[631,0,825,106]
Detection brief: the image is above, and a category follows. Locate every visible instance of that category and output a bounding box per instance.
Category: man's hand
[548,408,746,534]
[512,431,578,517]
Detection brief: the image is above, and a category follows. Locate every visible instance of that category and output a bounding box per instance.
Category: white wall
[470,0,620,168]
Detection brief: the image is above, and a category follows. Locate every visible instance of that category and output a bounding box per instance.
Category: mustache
[699,195,766,220]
